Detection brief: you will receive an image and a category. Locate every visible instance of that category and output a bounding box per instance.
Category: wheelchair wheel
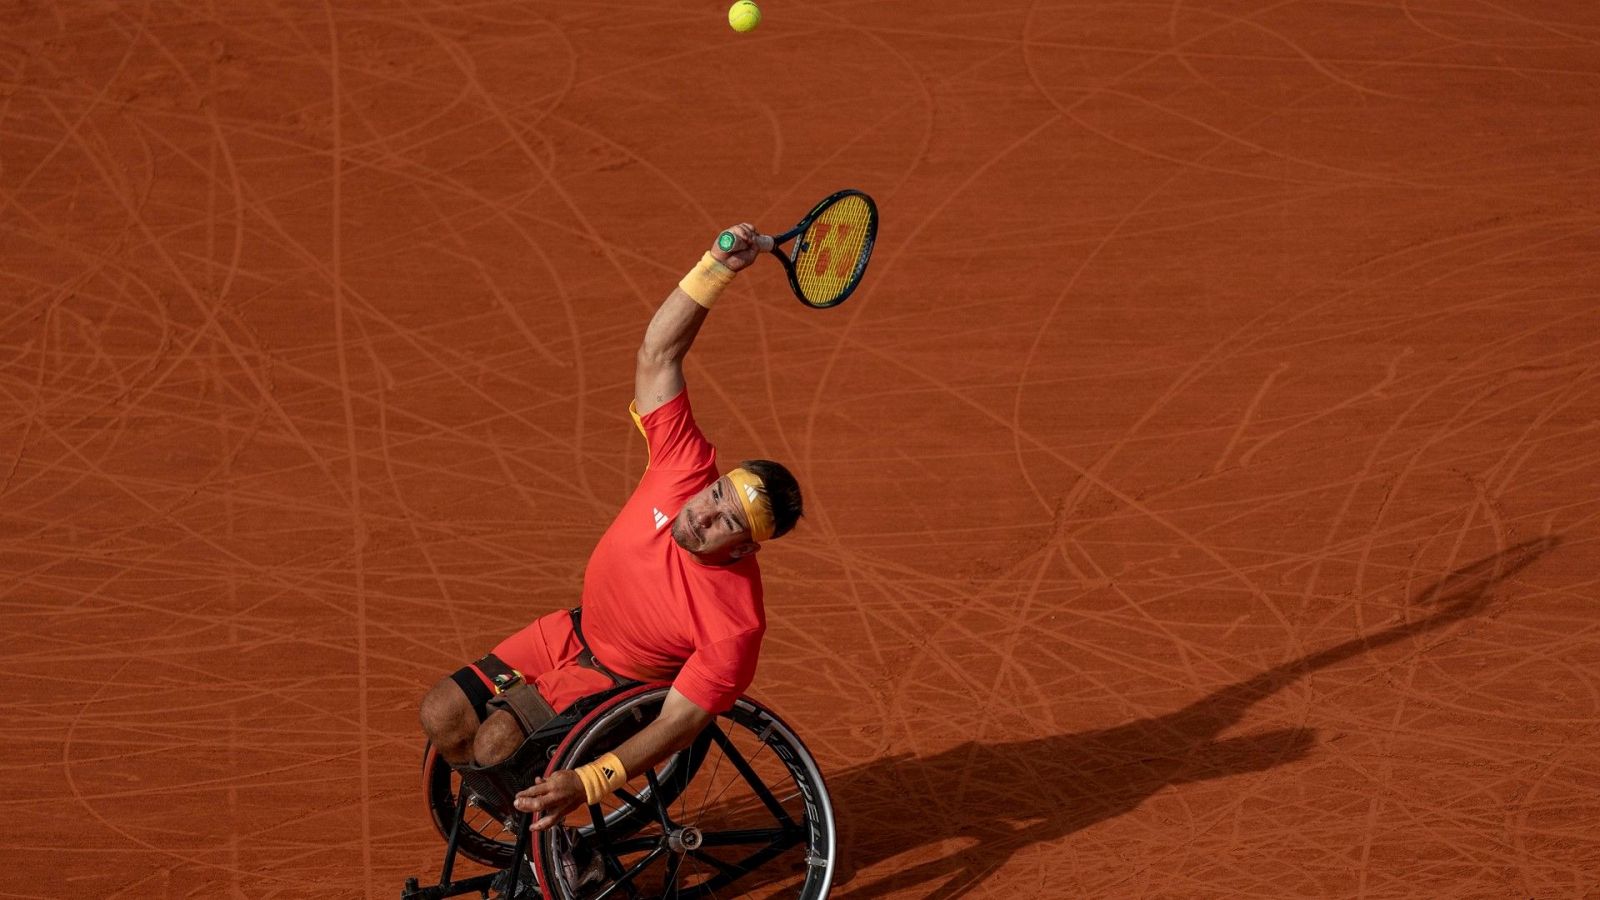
[532,686,835,899]
[422,743,520,868]
[422,694,708,869]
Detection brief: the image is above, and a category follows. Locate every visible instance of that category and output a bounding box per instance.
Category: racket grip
[715,230,775,253]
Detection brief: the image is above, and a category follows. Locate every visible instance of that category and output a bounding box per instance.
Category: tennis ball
[728,0,761,33]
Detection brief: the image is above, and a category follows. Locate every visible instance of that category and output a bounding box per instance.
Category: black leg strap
[448,666,495,722]
[472,652,522,692]
[452,652,561,737]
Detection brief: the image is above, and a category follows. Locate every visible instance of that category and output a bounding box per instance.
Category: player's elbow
[667,702,713,737]
[636,343,674,370]
[660,691,715,745]
[638,342,689,385]
[635,345,669,383]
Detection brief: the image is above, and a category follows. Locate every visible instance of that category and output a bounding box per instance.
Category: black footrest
[399,871,498,900]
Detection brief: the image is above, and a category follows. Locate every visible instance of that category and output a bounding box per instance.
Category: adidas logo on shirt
[652,507,669,530]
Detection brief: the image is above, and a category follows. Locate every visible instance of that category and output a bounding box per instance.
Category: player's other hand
[711,222,768,273]
[514,769,585,831]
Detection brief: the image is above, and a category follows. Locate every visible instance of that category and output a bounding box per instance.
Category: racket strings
[792,195,875,307]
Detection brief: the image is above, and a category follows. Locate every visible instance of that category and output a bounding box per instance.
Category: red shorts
[482,609,617,712]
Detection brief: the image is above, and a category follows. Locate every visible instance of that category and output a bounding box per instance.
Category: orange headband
[725,468,775,543]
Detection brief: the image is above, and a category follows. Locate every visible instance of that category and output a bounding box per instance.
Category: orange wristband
[678,252,736,308]
[575,752,628,806]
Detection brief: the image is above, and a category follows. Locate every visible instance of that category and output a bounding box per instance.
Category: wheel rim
[536,690,835,900]
[423,744,517,868]
[422,731,703,870]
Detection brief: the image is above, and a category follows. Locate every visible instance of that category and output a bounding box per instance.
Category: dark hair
[741,459,803,539]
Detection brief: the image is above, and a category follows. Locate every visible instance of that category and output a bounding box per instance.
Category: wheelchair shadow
[824,537,1557,900]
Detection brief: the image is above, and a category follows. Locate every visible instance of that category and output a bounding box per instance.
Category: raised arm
[634,222,765,416]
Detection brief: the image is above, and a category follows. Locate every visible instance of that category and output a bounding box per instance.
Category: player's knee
[472,710,524,767]
[420,677,477,762]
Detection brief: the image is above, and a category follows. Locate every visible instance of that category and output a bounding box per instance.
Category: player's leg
[471,708,525,766]
[433,608,601,766]
[419,655,552,768]
[421,608,617,767]
[473,616,618,764]
[419,666,493,766]
[419,611,563,768]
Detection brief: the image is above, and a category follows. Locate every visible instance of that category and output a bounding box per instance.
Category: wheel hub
[667,825,703,854]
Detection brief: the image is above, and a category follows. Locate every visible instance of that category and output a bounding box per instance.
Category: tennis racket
[718,189,879,309]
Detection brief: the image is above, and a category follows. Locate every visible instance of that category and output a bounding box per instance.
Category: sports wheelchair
[404,682,836,899]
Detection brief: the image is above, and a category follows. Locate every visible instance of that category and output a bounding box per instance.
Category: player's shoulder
[633,385,695,427]
[687,569,763,627]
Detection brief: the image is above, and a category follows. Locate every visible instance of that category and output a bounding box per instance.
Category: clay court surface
[5,1,1600,897]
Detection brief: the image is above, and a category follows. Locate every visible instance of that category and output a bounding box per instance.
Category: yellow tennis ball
[728,0,761,33]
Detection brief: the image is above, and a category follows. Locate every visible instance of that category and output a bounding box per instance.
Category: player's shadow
[824,537,1557,900]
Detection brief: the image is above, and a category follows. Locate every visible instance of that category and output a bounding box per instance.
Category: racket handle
[716,230,776,254]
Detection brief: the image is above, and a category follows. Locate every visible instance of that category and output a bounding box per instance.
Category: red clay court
[4,1,1600,897]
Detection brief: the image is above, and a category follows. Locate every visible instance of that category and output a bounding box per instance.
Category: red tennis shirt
[578,388,764,714]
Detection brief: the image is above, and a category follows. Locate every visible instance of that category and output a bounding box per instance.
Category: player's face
[671,476,751,557]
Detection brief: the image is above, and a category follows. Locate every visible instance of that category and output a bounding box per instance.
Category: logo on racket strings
[804,222,858,281]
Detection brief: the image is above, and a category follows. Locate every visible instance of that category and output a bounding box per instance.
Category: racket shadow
[826,535,1559,900]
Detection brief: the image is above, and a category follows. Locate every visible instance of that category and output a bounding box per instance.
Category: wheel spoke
[645,768,675,831]
[697,827,795,848]
[707,724,796,828]
[677,841,800,899]
[687,848,745,879]
[692,730,727,821]
[609,785,650,814]
[603,835,662,856]
[588,802,613,844]
[590,845,668,900]
[522,689,832,900]
[696,720,776,817]
[661,849,686,900]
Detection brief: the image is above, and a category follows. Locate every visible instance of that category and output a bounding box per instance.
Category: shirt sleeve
[672,627,764,715]
[630,389,716,473]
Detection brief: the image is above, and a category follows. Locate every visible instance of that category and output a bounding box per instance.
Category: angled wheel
[533,686,835,899]
[422,743,520,868]
[422,684,708,869]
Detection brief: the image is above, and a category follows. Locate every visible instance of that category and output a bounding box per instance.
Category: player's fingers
[753,233,774,252]
[512,781,547,812]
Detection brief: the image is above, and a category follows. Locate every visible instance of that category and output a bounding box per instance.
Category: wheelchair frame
[404,682,835,900]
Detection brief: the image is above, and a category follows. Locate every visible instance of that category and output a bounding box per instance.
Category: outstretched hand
[513,769,586,831]
[710,222,771,273]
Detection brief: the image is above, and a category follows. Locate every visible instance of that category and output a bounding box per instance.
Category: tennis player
[418,221,804,833]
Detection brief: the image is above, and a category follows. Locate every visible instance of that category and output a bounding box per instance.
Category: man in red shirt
[418,221,804,833]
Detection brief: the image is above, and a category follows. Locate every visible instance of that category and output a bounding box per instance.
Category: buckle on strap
[472,653,523,694]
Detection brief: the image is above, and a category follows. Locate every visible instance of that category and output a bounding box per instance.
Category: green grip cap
[717,231,736,252]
